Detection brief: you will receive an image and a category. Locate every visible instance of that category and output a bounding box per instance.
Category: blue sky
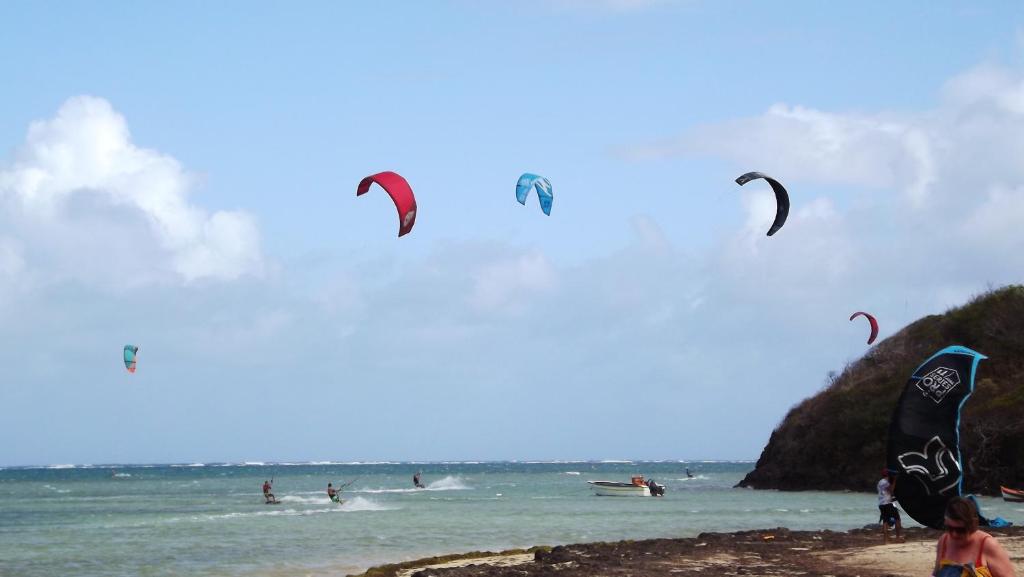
[2,1,1024,465]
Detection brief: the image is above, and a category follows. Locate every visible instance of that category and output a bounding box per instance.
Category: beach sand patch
[396,553,533,577]
[817,540,936,577]
[822,536,1024,577]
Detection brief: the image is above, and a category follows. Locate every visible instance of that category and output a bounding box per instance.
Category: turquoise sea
[2,461,1020,576]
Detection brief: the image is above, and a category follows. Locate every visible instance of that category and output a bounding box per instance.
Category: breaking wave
[356,475,471,494]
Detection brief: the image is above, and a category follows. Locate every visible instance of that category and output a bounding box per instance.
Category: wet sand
[350,526,1024,577]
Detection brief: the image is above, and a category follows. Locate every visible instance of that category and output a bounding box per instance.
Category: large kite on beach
[886,346,986,529]
[357,171,417,237]
[849,312,879,345]
[123,345,139,374]
[515,173,553,216]
[734,171,790,236]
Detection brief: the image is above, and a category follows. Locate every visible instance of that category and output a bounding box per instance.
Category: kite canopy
[886,345,987,529]
[515,173,553,216]
[356,171,417,237]
[123,345,139,374]
[849,311,879,345]
[734,171,790,236]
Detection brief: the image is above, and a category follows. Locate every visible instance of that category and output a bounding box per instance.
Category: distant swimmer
[327,482,341,504]
[263,479,277,504]
[413,471,425,489]
[686,468,694,478]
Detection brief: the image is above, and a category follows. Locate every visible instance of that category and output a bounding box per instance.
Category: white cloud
[962,184,1024,253]
[628,62,1024,293]
[0,96,264,286]
[682,104,939,206]
[470,251,556,313]
[0,237,28,303]
[664,64,1024,225]
[315,273,366,316]
[942,63,1024,114]
[0,238,25,276]
[628,214,673,253]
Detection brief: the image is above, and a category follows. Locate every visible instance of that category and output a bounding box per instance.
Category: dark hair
[944,496,980,534]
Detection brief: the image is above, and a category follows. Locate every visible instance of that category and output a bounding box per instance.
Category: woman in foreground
[934,496,1016,577]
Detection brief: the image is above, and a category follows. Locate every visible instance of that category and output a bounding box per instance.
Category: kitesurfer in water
[933,497,1015,577]
[262,479,277,504]
[327,482,341,503]
[877,469,903,543]
[413,471,425,488]
[686,468,693,478]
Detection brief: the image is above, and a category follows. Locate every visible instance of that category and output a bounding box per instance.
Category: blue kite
[515,173,553,216]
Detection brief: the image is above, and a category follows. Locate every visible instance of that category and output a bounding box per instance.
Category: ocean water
[1,461,1019,576]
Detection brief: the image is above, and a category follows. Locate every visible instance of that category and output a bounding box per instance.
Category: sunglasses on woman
[944,523,968,536]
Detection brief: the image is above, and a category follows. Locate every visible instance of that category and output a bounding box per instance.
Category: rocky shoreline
[349,526,1024,577]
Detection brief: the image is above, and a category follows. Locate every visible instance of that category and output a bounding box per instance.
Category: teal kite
[123,345,139,373]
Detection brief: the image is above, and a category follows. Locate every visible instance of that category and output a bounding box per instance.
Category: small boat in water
[589,476,665,497]
[1000,486,1024,502]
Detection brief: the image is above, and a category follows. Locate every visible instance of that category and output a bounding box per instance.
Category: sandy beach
[352,526,1024,577]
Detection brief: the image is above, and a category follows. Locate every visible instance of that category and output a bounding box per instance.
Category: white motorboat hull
[588,481,651,497]
[1001,486,1024,502]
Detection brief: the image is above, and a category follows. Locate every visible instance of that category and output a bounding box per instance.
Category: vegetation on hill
[738,285,1024,494]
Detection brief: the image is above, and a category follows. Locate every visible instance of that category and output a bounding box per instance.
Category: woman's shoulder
[980,531,1010,554]
[977,531,1005,557]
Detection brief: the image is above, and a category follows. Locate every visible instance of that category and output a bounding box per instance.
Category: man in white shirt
[877,469,904,543]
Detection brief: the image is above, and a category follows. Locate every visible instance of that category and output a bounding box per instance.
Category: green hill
[738,285,1024,494]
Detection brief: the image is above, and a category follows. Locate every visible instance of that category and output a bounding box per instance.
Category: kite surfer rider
[262,479,277,504]
[413,471,425,489]
[326,477,359,503]
[877,469,903,543]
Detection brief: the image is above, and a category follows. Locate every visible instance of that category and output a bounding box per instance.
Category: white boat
[589,474,666,497]
[1001,486,1024,502]
[589,481,651,497]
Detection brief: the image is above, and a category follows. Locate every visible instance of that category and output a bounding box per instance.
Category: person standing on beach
[933,496,1016,577]
[877,469,903,543]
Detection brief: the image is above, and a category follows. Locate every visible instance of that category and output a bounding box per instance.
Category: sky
[2,1,1024,466]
